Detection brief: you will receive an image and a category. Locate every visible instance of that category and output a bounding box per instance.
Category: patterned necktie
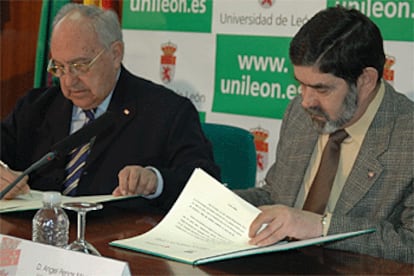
[302,129,348,214]
[62,110,95,196]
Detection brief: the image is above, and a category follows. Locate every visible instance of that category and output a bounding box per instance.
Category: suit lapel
[86,68,137,165]
[288,124,319,206]
[86,105,136,165]
[37,90,72,152]
[279,99,319,206]
[335,84,394,214]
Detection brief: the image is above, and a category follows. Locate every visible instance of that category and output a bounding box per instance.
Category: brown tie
[303,129,348,214]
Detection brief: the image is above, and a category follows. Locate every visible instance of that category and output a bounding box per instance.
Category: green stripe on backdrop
[34,0,70,88]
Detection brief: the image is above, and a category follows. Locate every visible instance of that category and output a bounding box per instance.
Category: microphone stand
[0,152,56,199]
[0,111,115,199]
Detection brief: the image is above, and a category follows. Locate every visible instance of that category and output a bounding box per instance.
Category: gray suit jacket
[237,82,414,263]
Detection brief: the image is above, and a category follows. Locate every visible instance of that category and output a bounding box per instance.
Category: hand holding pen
[0,160,30,199]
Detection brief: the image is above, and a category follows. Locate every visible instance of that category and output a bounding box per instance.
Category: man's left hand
[112,165,157,196]
[248,204,323,246]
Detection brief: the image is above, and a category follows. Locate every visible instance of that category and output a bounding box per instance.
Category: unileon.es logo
[259,0,274,9]
[160,42,177,84]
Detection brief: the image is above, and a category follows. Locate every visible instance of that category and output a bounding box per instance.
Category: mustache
[304,106,328,119]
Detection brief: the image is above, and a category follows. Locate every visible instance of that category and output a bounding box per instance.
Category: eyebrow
[52,56,92,66]
[294,76,335,90]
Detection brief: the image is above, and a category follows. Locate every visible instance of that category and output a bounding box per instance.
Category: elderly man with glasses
[0,3,220,211]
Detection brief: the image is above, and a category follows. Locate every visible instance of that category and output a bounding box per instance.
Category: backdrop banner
[122,0,414,186]
[34,0,70,88]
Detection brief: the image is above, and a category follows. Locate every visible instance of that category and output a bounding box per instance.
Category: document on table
[0,190,137,213]
[110,168,375,265]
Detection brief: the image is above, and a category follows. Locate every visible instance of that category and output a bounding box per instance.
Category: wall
[0,1,42,118]
[1,0,413,186]
[121,0,414,186]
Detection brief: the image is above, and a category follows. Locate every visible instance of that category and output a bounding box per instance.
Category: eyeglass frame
[47,48,105,78]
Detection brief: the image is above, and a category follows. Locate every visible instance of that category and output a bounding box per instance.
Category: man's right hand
[0,164,30,199]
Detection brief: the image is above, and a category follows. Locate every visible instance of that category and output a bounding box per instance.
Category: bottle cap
[42,191,62,205]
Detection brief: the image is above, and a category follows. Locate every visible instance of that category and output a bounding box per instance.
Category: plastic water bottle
[32,191,69,247]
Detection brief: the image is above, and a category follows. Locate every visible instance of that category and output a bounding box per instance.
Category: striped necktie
[62,110,95,196]
[302,129,348,214]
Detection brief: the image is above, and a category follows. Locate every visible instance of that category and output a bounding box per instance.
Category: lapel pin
[123,109,130,115]
[368,171,375,179]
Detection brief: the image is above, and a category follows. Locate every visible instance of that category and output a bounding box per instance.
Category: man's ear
[111,40,124,67]
[357,67,379,96]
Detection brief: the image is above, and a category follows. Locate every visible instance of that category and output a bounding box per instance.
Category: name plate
[0,234,131,276]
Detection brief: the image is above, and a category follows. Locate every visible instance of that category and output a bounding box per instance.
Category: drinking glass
[62,202,103,256]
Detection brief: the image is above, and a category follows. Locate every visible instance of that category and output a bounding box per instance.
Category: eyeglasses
[47,49,105,78]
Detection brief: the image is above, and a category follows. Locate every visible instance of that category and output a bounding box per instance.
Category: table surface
[1,203,412,275]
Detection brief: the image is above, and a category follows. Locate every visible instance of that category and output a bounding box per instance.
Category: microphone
[0,152,56,199]
[51,111,115,158]
[0,111,115,199]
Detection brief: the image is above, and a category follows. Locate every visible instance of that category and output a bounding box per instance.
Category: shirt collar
[72,68,121,118]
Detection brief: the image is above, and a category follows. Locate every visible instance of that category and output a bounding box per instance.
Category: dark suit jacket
[1,67,220,211]
[237,82,414,263]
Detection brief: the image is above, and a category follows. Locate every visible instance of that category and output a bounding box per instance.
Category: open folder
[110,168,375,265]
[0,190,137,213]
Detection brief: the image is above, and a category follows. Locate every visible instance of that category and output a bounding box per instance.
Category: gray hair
[53,3,123,49]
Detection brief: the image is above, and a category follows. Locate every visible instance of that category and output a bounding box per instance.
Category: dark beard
[304,84,359,134]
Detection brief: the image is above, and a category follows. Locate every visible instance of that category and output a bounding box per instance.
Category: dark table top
[1,203,412,275]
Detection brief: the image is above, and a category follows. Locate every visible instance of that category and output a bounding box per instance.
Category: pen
[0,160,9,169]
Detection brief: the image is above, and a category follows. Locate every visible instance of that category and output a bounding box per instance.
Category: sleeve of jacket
[1,87,57,171]
[234,97,301,206]
[327,185,414,263]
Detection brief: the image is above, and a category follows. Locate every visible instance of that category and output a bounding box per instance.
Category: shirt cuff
[143,166,164,199]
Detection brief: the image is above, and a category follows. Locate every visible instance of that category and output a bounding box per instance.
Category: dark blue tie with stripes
[62,110,95,196]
